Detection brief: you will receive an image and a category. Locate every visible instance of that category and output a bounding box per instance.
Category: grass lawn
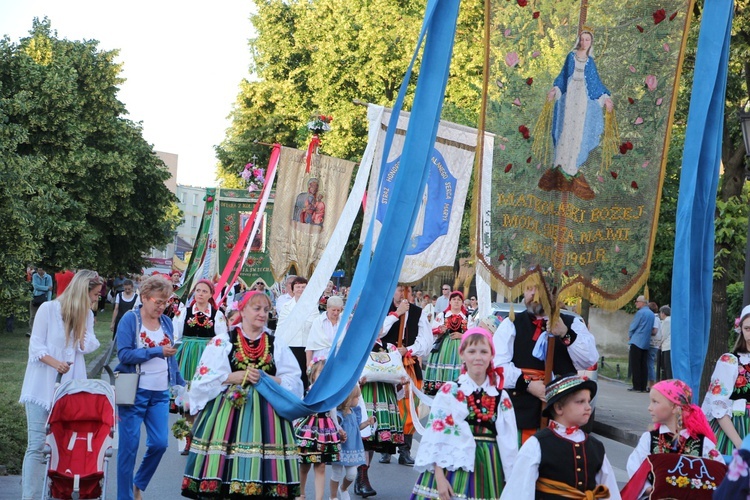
[0,306,114,474]
[598,356,629,381]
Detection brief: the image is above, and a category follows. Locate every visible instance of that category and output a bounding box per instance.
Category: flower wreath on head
[241,162,265,193]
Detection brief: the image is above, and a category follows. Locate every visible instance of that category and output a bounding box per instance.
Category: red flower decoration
[636,25,644,33]
[502,398,513,409]
[517,0,528,6]
[736,376,747,388]
[227,242,234,249]
[445,414,455,426]
[532,11,540,18]
[526,77,534,85]
[246,258,254,266]
[619,144,628,154]
[498,253,506,261]
[631,181,639,189]
[199,366,209,375]
[610,171,618,179]
[626,141,633,150]
[504,163,513,173]
[669,10,678,21]
[224,225,231,232]
[456,391,466,402]
[432,419,446,432]
[563,270,569,277]
[518,125,530,139]
[441,383,452,394]
[526,156,532,163]
[653,9,666,24]
[628,97,635,104]
[621,268,628,275]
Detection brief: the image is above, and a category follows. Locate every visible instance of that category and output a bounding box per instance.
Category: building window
[193,193,198,205]
[179,192,185,203]
[192,215,198,228]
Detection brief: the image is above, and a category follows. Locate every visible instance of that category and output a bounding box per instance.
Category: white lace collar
[457,373,498,396]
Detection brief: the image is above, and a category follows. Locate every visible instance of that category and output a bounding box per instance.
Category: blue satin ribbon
[255,0,463,420]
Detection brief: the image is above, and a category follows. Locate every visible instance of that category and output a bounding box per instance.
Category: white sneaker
[338,487,351,500]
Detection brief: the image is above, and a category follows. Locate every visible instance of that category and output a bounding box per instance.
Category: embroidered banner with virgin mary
[268,147,356,279]
[476,0,693,309]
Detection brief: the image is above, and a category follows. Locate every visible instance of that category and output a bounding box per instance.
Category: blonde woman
[20,269,103,500]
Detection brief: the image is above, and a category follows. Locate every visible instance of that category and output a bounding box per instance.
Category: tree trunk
[701,107,747,395]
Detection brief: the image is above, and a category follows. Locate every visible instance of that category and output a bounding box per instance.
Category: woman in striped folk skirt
[182,292,303,499]
[702,307,750,456]
[423,291,469,396]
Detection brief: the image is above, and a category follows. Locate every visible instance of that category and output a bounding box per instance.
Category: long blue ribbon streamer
[255,0,462,420]
[671,0,733,401]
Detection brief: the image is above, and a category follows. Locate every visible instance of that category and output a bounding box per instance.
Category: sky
[0,0,255,187]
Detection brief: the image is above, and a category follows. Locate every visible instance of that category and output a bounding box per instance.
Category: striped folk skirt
[294,412,341,464]
[361,381,404,454]
[176,337,211,382]
[411,435,504,500]
[181,386,300,499]
[423,336,462,396]
[711,409,750,456]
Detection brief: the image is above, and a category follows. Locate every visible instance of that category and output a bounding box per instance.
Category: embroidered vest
[535,428,605,499]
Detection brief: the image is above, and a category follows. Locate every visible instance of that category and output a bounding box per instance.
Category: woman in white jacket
[19,270,103,500]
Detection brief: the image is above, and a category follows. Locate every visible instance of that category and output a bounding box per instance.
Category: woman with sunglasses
[115,275,186,500]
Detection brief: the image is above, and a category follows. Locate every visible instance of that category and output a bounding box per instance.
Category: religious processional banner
[268,147,356,280]
[360,109,487,283]
[477,0,693,310]
[182,188,276,292]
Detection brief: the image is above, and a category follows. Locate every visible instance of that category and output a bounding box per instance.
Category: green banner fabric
[217,188,276,287]
[477,0,693,310]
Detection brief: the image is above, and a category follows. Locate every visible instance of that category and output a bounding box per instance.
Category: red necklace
[445,313,466,333]
[657,432,686,454]
[139,329,171,348]
[234,329,272,370]
[466,390,497,422]
[187,308,214,329]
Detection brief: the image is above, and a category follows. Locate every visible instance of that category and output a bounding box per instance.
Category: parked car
[489,302,599,431]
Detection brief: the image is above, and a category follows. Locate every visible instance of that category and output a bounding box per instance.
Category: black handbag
[32,294,47,306]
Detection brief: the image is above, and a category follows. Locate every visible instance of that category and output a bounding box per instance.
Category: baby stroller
[42,366,116,500]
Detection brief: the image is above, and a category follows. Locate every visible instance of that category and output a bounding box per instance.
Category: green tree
[0,18,180,317]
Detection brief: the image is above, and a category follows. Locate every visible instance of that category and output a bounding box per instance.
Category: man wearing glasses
[627,295,655,393]
[434,284,451,313]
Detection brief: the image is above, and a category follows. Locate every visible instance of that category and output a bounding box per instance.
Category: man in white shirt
[378,285,432,466]
[434,283,451,313]
[276,276,317,388]
[274,275,297,316]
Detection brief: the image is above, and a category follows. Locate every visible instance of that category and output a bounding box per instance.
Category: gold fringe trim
[477,257,649,313]
[532,100,555,167]
[600,108,620,175]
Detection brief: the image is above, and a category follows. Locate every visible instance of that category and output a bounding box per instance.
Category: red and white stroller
[42,366,116,500]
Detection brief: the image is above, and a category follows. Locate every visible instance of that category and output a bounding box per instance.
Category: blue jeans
[117,389,169,500]
[648,346,659,382]
[22,402,49,500]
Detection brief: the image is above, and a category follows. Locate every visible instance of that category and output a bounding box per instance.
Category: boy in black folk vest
[502,375,620,499]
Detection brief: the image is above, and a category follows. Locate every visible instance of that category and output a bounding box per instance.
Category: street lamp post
[736,110,750,307]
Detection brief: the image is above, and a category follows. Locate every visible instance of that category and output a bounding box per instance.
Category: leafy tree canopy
[0,18,180,317]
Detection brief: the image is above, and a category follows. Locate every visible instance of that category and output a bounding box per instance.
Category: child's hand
[436,475,454,500]
[450,331,462,340]
[368,416,376,425]
[339,429,347,442]
[359,376,367,385]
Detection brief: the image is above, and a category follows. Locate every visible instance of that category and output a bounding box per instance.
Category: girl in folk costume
[356,339,407,497]
[502,375,619,499]
[181,291,303,499]
[295,360,342,500]
[424,290,471,396]
[623,379,724,499]
[330,384,374,500]
[413,327,518,500]
[702,304,750,455]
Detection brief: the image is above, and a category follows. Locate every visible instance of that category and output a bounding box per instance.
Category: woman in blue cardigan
[115,275,186,500]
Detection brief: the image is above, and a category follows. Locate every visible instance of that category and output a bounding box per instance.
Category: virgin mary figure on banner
[537,28,615,201]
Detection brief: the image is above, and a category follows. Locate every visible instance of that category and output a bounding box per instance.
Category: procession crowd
[17,268,750,499]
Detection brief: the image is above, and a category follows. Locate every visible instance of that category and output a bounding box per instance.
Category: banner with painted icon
[360,108,489,283]
[268,147,356,279]
[476,0,692,310]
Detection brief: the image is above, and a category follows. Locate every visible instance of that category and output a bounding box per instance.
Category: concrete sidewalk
[593,376,653,447]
